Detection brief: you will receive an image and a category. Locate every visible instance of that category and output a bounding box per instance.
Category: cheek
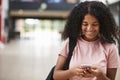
[95,27,100,33]
[81,27,86,33]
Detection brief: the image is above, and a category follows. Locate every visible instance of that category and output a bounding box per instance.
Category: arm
[53,55,84,80]
[106,68,117,80]
[95,44,119,80]
[90,67,117,80]
[53,55,72,80]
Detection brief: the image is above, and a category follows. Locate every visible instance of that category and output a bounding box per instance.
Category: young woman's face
[81,14,100,41]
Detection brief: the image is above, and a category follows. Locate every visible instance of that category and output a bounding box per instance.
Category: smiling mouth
[86,31,95,35]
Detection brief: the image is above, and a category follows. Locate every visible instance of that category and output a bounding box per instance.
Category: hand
[69,66,85,77]
[80,66,94,78]
[90,66,103,77]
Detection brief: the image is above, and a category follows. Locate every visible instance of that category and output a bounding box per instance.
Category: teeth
[87,32,94,34]
[86,32,95,36]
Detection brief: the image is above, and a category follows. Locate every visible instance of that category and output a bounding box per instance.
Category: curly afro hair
[62,1,120,44]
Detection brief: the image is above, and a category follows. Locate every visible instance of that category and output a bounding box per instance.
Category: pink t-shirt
[59,38,120,80]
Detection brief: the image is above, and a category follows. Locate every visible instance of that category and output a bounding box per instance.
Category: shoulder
[61,38,69,46]
[59,38,69,57]
[101,42,119,59]
[103,43,118,52]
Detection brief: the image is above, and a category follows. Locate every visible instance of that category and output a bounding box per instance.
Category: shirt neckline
[79,37,99,44]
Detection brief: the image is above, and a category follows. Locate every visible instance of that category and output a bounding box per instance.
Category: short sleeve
[58,38,69,58]
[107,44,120,68]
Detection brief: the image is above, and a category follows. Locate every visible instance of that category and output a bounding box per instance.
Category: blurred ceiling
[10,0,119,18]
[106,0,119,4]
[81,0,119,4]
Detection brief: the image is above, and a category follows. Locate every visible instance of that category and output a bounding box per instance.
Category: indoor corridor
[0,31,120,80]
[0,0,120,80]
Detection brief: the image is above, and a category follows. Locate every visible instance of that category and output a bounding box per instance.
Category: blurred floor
[0,30,61,80]
[0,30,120,80]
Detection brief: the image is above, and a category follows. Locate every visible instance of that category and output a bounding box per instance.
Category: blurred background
[0,0,119,80]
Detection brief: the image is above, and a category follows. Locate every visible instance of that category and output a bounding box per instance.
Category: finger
[79,72,86,77]
[91,66,97,70]
[76,72,84,77]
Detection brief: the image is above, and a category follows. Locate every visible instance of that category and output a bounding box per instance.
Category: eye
[82,23,88,26]
[92,23,99,26]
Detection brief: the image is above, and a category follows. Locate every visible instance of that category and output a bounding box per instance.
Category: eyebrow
[82,21,99,24]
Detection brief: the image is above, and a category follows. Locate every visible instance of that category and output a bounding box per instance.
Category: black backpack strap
[46,37,77,80]
[64,37,77,70]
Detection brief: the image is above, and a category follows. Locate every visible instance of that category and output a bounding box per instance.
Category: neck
[82,36,99,42]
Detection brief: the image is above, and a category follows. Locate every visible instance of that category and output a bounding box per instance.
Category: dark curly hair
[62,1,120,44]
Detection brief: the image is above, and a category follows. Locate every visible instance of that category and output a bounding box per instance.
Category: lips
[86,31,95,35]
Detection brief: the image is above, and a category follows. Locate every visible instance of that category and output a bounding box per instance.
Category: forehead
[83,14,98,23]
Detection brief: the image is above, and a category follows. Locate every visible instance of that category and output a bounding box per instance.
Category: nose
[87,25,93,31]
